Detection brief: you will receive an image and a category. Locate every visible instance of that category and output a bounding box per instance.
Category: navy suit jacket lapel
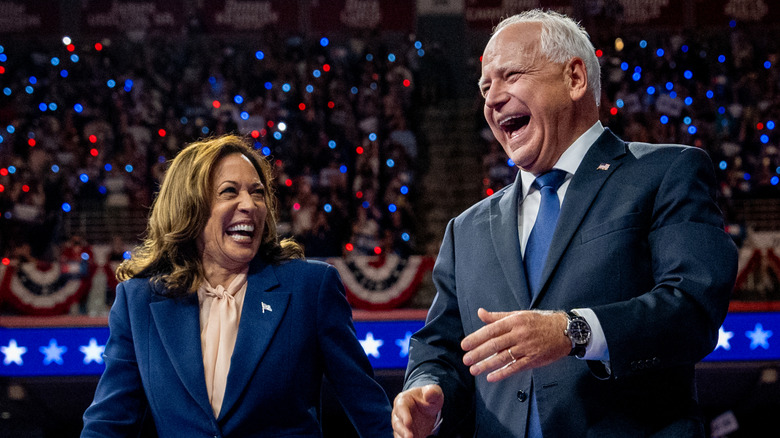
[219,260,291,420]
[149,290,214,419]
[531,129,627,307]
[490,171,531,309]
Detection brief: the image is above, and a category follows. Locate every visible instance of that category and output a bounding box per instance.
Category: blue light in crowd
[61,203,71,213]
[744,173,751,181]
[361,201,369,209]
[688,126,697,134]
[417,49,425,57]
[255,50,264,60]
[60,70,68,78]
[107,79,116,88]
[400,185,408,195]
[328,140,336,149]
[718,106,726,114]
[73,103,83,113]
[706,90,714,98]
[639,40,647,48]
[324,204,332,213]
[666,82,674,90]
[98,186,106,195]
[729,20,737,28]
[70,54,79,63]
[313,69,321,78]
[253,141,261,150]
[51,57,59,66]
[683,70,693,79]
[320,37,329,47]
[388,204,397,213]
[3,88,10,96]
[772,176,779,186]
[38,103,47,112]
[719,161,727,170]
[632,72,641,81]
[339,165,347,173]
[0,45,3,53]
[616,99,624,108]
[7,166,15,174]
[25,86,33,94]
[684,97,693,105]
[81,252,90,261]
[209,76,217,85]
[0,54,4,62]
[620,62,628,71]
[402,233,410,242]
[264,82,273,90]
[240,111,249,120]
[234,95,243,104]
[104,163,112,171]
[386,159,395,168]
[158,155,165,163]
[350,86,358,94]
[718,55,726,63]
[6,125,13,133]
[656,48,664,57]
[777,166,780,174]
[768,121,775,130]
[761,135,769,144]
[634,66,642,73]
[660,115,669,124]
[684,117,692,125]
[4,212,11,219]
[79,173,89,183]
[273,132,282,140]
[388,53,396,62]
[765,61,772,69]
[681,45,689,53]
[52,165,60,173]
[414,41,422,49]
[282,83,291,92]
[29,76,37,84]
[123,251,132,260]
[366,54,373,61]
[305,85,314,93]
[202,127,210,134]
[369,133,377,141]
[646,86,655,95]
[370,82,377,90]
[125,165,133,173]
[262,147,271,156]
[507,158,515,167]
[48,103,57,111]
[0,135,3,143]
[180,116,188,124]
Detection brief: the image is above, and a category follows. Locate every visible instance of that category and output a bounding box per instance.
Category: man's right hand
[392,384,444,438]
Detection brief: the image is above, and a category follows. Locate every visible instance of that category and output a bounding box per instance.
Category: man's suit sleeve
[592,146,737,378]
[404,218,475,435]
[81,282,148,437]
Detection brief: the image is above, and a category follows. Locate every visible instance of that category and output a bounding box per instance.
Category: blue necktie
[524,169,567,300]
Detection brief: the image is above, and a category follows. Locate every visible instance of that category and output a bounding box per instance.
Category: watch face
[568,319,591,344]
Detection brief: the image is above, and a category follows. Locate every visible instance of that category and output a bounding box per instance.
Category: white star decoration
[79,338,105,364]
[716,326,734,351]
[40,339,67,365]
[1,339,27,366]
[359,332,384,358]
[746,323,773,350]
[395,331,413,358]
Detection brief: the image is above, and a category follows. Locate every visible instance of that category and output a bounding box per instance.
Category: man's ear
[566,57,589,101]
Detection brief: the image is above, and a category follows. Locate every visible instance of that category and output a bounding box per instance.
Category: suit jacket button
[516,390,528,402]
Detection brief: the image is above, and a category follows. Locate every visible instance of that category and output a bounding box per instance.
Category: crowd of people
[0,29,423,261]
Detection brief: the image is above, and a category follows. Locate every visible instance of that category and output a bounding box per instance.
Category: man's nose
[484,82,509,109]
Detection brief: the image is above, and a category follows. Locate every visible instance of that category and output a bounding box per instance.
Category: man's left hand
[461,308,571,382]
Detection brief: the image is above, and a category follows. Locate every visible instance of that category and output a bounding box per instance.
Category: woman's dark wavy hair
[116,134,303,295]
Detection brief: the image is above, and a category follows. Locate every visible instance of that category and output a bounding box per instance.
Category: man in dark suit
[392,9,738,438]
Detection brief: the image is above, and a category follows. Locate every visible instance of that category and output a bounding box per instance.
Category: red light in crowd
[212,100,221,109]
[0,168,7,176]
[595,49,603,58]
[356,146,364,154]
[1,258,10,266]
[298,103,306,110]
[323,64,331,72]
[345,243,354,252]
[67,44,75,52]
[403,79,411,87]
[285,179,292,187]
[260,128,267,137]
[757,122,764,130]
[293,203,301,211]
[610,107,618,116]
[28,138,36,147]
[373,247,382,255]
[486,188,494,196]
[0,66,5,74]
[479,55,483,63]
[327,101,335,108]
[0,184,4,192]
[275,159,282,167]
[372,73,379,81]
[94,43,103,51]
[356,191,363,199]
[267,121,274,127]
[158,129,166,137]
[251,130,260,138]
[89,135,97,143]
[90,148,99,157]
[22,185,30,192]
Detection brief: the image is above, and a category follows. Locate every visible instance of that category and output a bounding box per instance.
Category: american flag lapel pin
[597,163,610,171]
[261,302,272,313]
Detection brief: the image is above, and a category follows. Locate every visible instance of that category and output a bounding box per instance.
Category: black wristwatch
[564,311,591,358]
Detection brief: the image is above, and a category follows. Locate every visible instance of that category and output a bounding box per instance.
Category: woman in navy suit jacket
[82,135,393,437]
